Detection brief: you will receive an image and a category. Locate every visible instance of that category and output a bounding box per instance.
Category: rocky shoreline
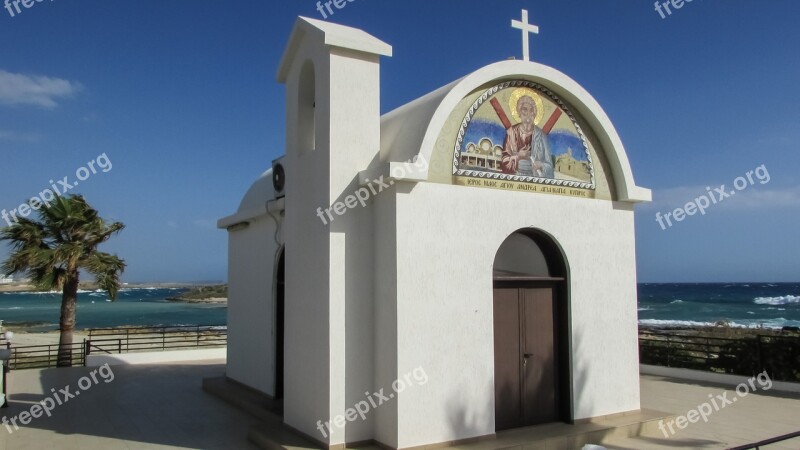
[165,296,227,304]
[639,324,800,338]
[165,285,227,304]
[0,282,200,294]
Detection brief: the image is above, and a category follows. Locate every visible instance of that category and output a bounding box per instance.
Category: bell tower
[276,17,392,444]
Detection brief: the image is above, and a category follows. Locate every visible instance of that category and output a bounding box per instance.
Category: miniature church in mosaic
[219,11,651,449]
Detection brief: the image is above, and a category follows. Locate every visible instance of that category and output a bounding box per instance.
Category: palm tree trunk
[57,272,79,367]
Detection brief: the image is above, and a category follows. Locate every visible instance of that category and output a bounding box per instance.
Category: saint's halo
[509,87,545,125]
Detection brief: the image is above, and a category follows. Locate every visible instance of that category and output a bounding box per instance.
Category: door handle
[523,353,533,369]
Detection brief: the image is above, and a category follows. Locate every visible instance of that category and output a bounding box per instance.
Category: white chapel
[218,12,651,449]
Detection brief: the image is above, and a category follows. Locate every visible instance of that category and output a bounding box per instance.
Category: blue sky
[0,0,798,283]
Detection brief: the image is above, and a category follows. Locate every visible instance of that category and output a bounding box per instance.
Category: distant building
[460,138,504,172]
[555,147,591,181]
[0,275,12,285]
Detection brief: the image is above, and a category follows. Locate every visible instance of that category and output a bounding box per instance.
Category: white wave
[754,295,800,306]
[670,300,684,304]
[743,318,800,329]
[13,291,60,295]
[747,311,755,314]
[9,289,118,296]
[640,318,798,330]
[638,307,653,311]
[640,319,756,329]
[639,319,720,327]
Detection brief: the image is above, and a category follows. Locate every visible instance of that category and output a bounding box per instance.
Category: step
[445,410,676,450]
[248,422,320,450]
[202,376,320,449]
[204,377,676,450]
[202,376,283,424]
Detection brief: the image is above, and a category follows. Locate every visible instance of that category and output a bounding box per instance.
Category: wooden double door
[493,285,561,431]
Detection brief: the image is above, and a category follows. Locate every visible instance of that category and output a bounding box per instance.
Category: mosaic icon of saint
[501,95,554,178]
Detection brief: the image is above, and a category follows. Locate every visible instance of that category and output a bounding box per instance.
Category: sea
[0,283,798,331]
[0,287,226,331]
[638,283,800,329]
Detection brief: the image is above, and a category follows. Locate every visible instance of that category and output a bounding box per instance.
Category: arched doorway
[274,248,285,401]
[493,229,570,431]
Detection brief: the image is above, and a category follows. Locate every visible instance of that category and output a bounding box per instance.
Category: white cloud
[0,69,82,109]
[642,184,800,211]
[723,186,800,209]
[0,130,41,142]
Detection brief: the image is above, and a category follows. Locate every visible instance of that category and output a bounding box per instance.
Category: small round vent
[272,163,286,193]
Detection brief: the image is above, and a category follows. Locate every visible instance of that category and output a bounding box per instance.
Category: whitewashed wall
[391,182,641,448]
[226,215,280,395]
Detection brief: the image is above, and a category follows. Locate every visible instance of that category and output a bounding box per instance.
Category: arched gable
[379,60,650,203]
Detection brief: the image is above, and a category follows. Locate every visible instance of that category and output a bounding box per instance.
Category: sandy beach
[2,330,90,347]
[0,284,35,293]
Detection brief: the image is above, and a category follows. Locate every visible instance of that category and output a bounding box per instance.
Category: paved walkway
[0,360,259,450]
[601,375,800,449]
[0,361,798,450]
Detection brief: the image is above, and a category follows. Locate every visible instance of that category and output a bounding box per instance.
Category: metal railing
[727,430,800,450]
[1,325,227,370]
[6,341,86,370]
[86,325,227,356]
[639,329,800,382]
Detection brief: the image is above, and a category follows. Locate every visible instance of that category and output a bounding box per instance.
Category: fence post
[666,335,672,367]
[196,325,200,347]
[756,335,764,375]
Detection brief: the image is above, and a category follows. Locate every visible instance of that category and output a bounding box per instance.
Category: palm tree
[1,195,125,367]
